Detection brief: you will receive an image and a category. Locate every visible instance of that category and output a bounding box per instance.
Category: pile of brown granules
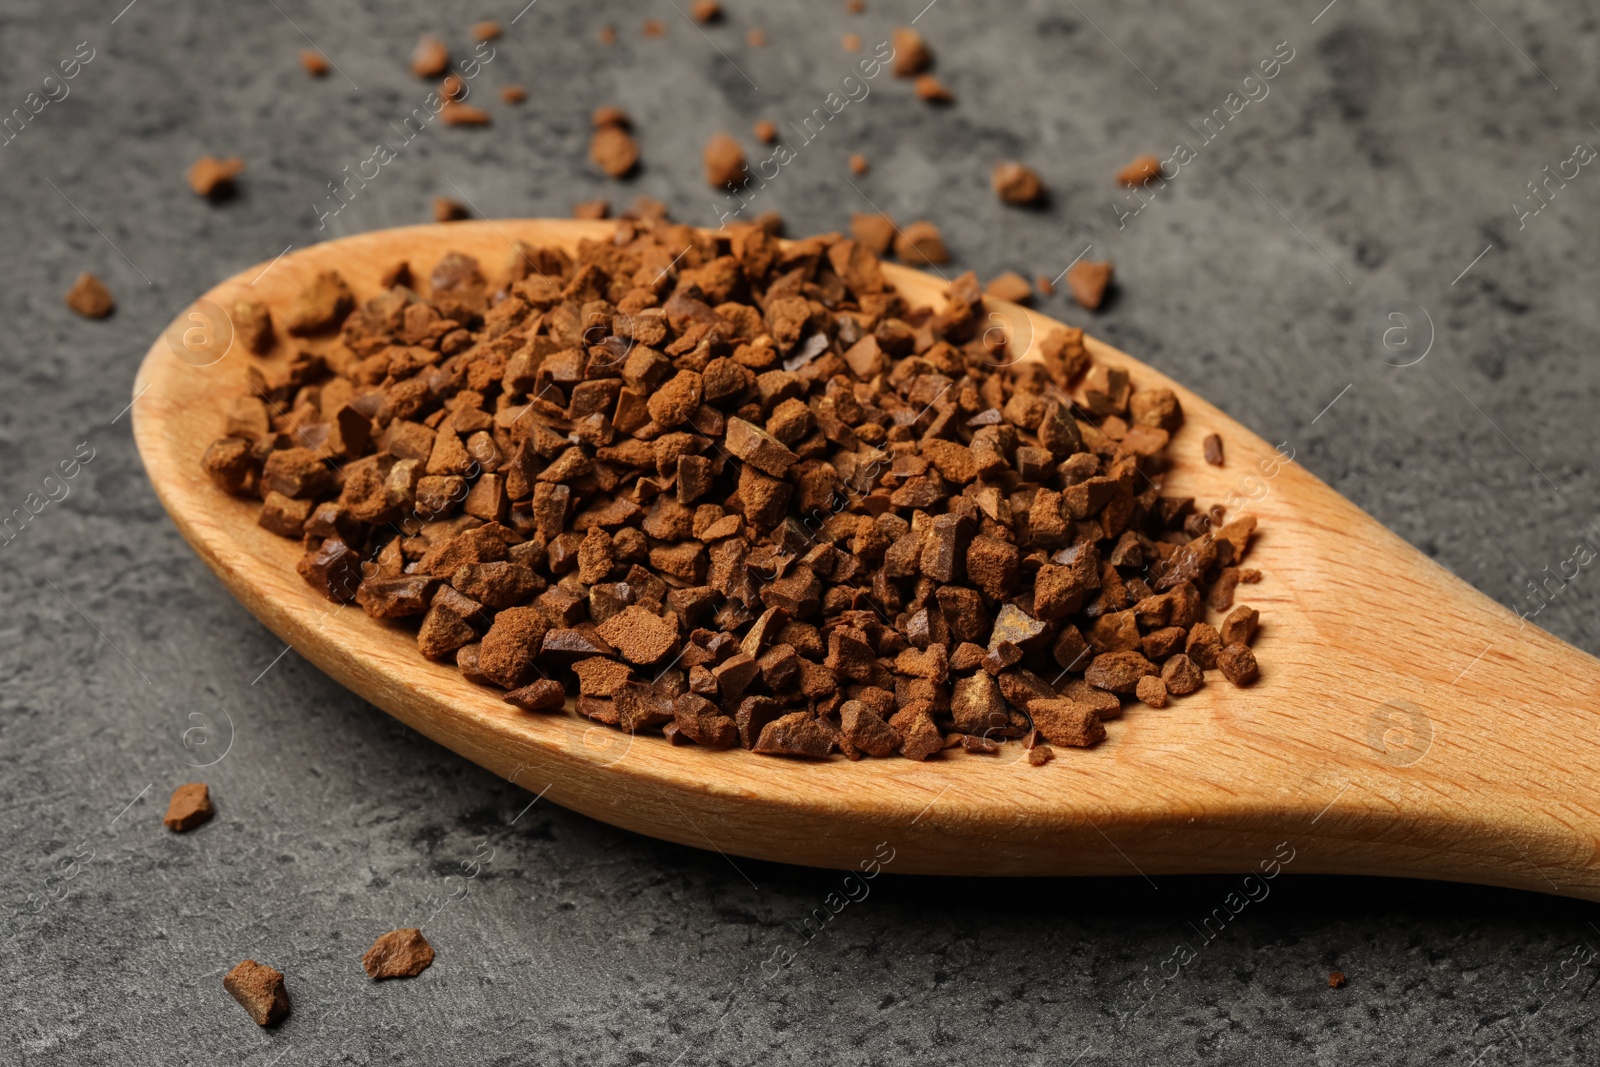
[202,213,1262,762]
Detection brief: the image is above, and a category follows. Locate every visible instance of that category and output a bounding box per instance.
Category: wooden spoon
[132,220,1600,899]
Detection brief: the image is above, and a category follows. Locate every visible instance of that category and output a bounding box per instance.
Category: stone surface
[3,0,1599,1062]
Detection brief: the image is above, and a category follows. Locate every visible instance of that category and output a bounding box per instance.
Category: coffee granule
[993,162,1044,206]
[704,133,746,189]
[915,74,954,103]
[985,272,1032,305]
[849,153,870,176]
[207,210,1265,764]
[573,199,609,220]
[363,928,435,979]
[500,84,527,104]
[893,220,949,265]
[187,155,244,199]
[843,33,862,52]
[440,102,490,127]
[1117,155,1164,186]
[747,29,767,47]
[473,20,501,41]
[163,782,214,832]
[411,34,449,78]
[1066,260,1113,310]
[590,125,639,179]
[1328,970,1347,989]
[643,19,665,37]
[754,120,778,144]
[434,198,470,223]
[65,272,114,319]
[1203,433,1224,466]
[224,960,289,1026]
[892,27,932,76]
[300,50,330,77]
[692,1,722,22]
[599,25,616,45]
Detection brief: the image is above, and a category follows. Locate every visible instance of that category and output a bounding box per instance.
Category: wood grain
[131,219,1600,898]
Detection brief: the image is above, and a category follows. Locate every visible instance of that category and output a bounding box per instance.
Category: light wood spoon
[132,220,1600,899]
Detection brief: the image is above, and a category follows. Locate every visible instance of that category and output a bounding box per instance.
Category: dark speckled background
[3,0,1599,1062]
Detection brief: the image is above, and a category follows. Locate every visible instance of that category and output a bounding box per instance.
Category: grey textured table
[4,0,1598,1062]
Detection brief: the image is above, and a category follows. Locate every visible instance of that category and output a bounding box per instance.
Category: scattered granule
[892,27,932,75]
[1220,604,1259,647]
[1217,643,1260,686]
[64,272,114,319]
[300,50,329,77]
[441,102,490,126]
[163,782,214,832]
[893,220,949,265]
[704,133,746,189]
[412,34,449,77]
[1184,623,1222,670]
[590,126,639,178]
[1135,674,1168,708]
[363,928,435,979]
[593,105,630,129]
[985,272,1032,304]
[285,269,353,335]
[851,213,896,256]
[754,119,778,144]
[849,153,869,176]
[472,20,501,40]
[599,24,616,44]
[233,298,273,354]
[1036,274,1054,295]
[842,32,862,52]
[441,73,466,101]
[915,74,954,103]
[643,19,666,37]
[747,28,766,46]
[1066,259,1113,310]
[224,960,290,1027]
[572,199,609,219]
[1116,154,1164,186]
[992,161,1044,206]
[500,84,527,104]
[187,155,245,199]
[1028,745,1055,766]
[433,197,469,223]
[1328,971,1347,989]
[692,0,722,22]
[847,0,866,11]
[1203,433,1225,466]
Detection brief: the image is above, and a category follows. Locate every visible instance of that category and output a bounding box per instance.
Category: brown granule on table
[207,210,1265,764]
[1217,643,1259,686]
[704,133,746,189]
[1328,970,1347,989]
[643,19,665,38]
[433,197,470,223]
[892,27,932,76]
[1117,154,1164,186]
[440,102,490,127]
[500,84,527,104]
[753,119,778,144]
[692,0,723,22]
[224,960,290,1026]
[300,50,330,77]
[590,117,639,179]
[573,199,610,220]
[1202,433,1224,466]
[472,20,501,41]
[362,928,435,979]
[985,272,1032,305]
[992,162,1044,206]
[65,272,115,319]
[163,782,214,831]
[599,25,617,45]
[1036,274,1055,296]
[411,34,449,78]
[1066,260,1113,310]
[843,33,862,52]
[441,73,466,101]
[187,155,245,199]
[747,28,766,47]
[849,153,870,176]
[850,213,896,257]
[915,74,954,104]
[893,220,949,264]
[234,298,274,354]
